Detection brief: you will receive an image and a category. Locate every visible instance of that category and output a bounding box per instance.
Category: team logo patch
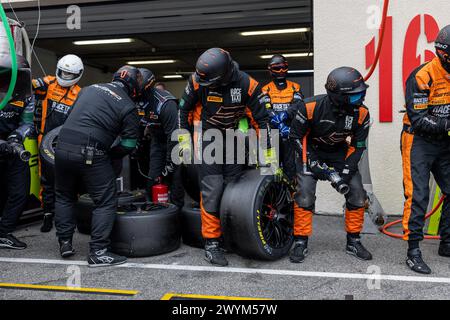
[207,96,223,103]
[344,116,354,130]
[230,88,242,104]
[10,101,24,108]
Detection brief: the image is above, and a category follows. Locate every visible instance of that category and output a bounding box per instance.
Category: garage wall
[314,0,450,215]
[31,47,113,86]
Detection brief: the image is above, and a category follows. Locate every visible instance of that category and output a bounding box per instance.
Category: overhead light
[163,75,183,79]
[260,53,313,59]
[241,28,310,36]
[127,60,176,65]
[73,38,134,46]
[288,70,314,74]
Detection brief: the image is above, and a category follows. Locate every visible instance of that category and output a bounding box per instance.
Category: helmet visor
[57,69,80,81]
[346,90,366,105]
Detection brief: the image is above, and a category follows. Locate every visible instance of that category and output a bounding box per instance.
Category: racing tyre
[111,202,181,257]
[75,190,146,235]
[220,169,294,260]
[39,125,61,168]
[180,202,204,248]
[181,164,200,203]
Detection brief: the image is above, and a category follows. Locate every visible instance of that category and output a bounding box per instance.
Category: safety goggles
[269,63,288,74]
[346,91,366,105]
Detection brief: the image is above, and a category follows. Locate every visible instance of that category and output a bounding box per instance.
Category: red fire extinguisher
[152,178,169,203]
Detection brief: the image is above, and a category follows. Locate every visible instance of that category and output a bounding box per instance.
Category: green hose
[0,5,17,111]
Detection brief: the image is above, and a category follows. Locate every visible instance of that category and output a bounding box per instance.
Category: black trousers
[280,137,296,181]
[147,137,184,208]
[40,156,55,214]
[0,154,30,235]
[54,145,117,252]
[401,132,450,242]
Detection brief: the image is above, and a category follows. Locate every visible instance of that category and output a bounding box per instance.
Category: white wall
[314,0,450,215]
[31,46,113,86]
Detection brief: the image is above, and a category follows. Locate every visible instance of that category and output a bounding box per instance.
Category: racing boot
[88,249,127,268]
[204,239,228,266]
[0,233,27,250]
[289,237,309,263]
[438,242,450,257]
[346,234,372,261]
[406,248,431,274]
[59,238,75,258]
[40,213,54,233]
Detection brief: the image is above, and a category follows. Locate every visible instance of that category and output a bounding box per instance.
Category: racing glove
[279,123,291,138]
[309,160,330,181]
[270,112,288,128]
[0,141,13,154]
[161,162,176,177]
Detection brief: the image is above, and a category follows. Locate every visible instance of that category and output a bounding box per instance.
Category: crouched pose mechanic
[401,25,450,274]
[54,65,142,267]
[178,48,270,266]
[289,67,372,263]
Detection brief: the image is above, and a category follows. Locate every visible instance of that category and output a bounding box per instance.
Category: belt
[57,141,107,156]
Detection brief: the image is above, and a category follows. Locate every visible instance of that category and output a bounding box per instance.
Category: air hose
[0,5,18,110]
[364,0,446,240]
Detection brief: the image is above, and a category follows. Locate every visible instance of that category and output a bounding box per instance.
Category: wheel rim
[260,181,293,249]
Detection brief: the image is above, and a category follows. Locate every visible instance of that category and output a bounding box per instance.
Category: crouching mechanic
[289,67,372,263]
[54,65,142,267]
[136,68,184,209]
[33,54,83,232]
[401,25,450,274]
[0,53,35,249]
[178,48,271,266]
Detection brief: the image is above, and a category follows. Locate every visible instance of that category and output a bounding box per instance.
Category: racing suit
[402,57,450,243]
[290,95,370,237]
[178,71,270,240]
[138,88,184,208]
[261,80,302,180]
[0,97,35,235]
[54,82,140,252]
[33,76,81,215]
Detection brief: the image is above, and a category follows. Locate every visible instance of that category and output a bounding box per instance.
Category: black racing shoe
[40,213,54,233]
[88,249,127,268]
[204,239,229,266]
[438,242,450,257]
[346,237,373,261]
[0,233,27,250]
[59,239,75,258]
[406,248,431,274]
[289,240,309,263]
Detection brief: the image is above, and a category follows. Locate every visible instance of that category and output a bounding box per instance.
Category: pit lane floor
[1,215,450,300]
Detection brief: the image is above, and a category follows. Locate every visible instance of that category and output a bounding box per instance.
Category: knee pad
[346,188,367,210]
[294,192,316,212]
[200,175,224,213]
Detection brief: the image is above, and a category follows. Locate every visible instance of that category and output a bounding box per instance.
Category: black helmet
[139,68,156,91]
[435,25,450,73]
[194,48,236,87]
[325,67,369,108]
[0,52,32,101]
[268,54,288,79]
[112,65,143,101]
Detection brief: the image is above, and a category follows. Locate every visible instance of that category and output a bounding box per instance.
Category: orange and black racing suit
[33,76,81,215]
[402,57,450,243]
[290,95,370,237]
[178,71,269,240]
[261,80,302,180]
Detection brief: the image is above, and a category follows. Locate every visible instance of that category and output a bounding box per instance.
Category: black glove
[0,142,13,154]
[309,160,329,181]
[161,162,176,177]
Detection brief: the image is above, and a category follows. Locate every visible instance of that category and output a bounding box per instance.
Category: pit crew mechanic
[54,65,142,267]
[136,68,184,209]
[261,54,303,180]
[289,67,372,263]
[0,53,35,250]
[178,48,271,267]
[33,54,84,233]
[401,24,450,275]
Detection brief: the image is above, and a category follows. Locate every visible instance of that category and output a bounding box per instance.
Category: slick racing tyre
[181,164,200,203]
[75,190,146,235]
[220,169,294,260]
[180,202,204,248]
[111,202,181,257]
[39,125,61,168]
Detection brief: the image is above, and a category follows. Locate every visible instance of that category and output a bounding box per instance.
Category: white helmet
[56,54,84,87]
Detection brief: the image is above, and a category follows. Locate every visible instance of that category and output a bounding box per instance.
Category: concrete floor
[0,215,449,300]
